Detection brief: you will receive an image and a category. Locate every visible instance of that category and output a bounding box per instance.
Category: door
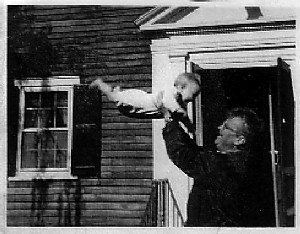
[189,62,203,147]
[269,58,295,226]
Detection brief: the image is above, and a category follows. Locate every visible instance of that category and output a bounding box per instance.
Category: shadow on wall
[8,6,58,177]
[8,6,57,78]
[31,178,49,226]
[31,179,82,226]
[8,7,86,178]
[8,5,85,79]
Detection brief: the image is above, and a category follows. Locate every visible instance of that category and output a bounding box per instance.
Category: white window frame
[10,76,80,180]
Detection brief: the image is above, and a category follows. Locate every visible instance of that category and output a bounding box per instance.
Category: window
[13,77,80,179]
[22,90,69,169]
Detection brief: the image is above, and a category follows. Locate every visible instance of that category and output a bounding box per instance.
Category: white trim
[190,48,296,69]
[16,89,25,176]
[150,19,297,223]
[150,38,171,55]
[9,172,77,181]
[141,16,295,31]
[135,6,174,27]
[139,7,296,31]
[23,85,72,92]
[151,30,296,70]
[150,30,295,57]
[11,77,78,180]
[68,86,74,175]
[14,76,80,87]
[152,49,191,220]
[22,128,68,132]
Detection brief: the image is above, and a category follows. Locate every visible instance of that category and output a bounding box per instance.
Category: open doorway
[195,66,295,227]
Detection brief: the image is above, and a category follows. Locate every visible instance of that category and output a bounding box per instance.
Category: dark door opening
[199,67,273,151]
[195,65,295,227]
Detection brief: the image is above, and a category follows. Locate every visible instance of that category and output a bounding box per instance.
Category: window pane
[41,92,54,108]
[41,131,55,149]
[40,150,54,168]
[57,92,68,107]
[25,92,40,108]
[56,150,67,168]
[21,91,70,170]
[40,110,54,128]
[24,110,38,128]
[21,150,38,168]
[55,131,68,149]
[22,132,38,150]
[56,108,68,127]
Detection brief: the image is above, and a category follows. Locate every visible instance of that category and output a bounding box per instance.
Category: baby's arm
[90,78,164,118]
[90,78,155,107]
[117,101,163,119]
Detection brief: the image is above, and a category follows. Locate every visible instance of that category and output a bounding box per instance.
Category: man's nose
[176,86,182,91]
[218,124,224,134]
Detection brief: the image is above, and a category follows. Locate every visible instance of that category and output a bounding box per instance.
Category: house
[138,6,296,227]
[7,4,296,227]
[7,5,158,227]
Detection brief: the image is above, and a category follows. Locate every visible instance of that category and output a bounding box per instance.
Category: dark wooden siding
[7,179,152,226]
[7,5,154,226]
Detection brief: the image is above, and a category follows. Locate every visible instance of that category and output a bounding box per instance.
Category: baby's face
[175,80,200,103]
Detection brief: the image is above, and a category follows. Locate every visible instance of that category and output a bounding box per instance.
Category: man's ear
[234,135,246,146]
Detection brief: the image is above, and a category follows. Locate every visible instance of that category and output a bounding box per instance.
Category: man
[161,107,275,227]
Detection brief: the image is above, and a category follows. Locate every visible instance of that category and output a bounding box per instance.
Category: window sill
[8,171,78,181]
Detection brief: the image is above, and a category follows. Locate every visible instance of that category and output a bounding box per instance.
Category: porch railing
[141,179,184,227]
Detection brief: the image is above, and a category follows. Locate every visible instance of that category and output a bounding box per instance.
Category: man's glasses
[220,122,243,136]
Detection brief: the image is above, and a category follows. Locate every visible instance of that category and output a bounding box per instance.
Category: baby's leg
[90,78,118,101]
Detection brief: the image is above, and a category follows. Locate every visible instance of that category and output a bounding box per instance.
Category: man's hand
[116,101,137,113]
[155,91,173,121]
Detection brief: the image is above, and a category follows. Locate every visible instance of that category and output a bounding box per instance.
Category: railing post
[152,180,158,226]
[164,180,169,227]
[157,180,163,226]
[142,179,184,227]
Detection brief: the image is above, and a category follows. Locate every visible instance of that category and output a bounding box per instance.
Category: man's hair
[226,107,263,149]
[175,72,201,88]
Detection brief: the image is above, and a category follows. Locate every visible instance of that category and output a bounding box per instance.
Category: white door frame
[151,28,297,222]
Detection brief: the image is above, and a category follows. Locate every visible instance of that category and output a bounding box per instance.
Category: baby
[90,72,201,133]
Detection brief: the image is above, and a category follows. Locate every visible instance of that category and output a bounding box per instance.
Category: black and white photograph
[2,1,299,233]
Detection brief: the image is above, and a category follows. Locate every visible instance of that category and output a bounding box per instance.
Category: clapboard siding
[51,67,152,76]
[8,202,146,210]
[102,116,151,123]
[101,158,152,166]
[8,194,150,203]
[68,53,151,63]
[7,216,143,227]
[102,136,152,144]
[8,186,152,195]
[102,151,152,158]
[27,6,150,17]
[58,57,152,67]
[8,210,146,218]
[8,178,152,188]
[53,41,151,51]
[101,129,152,137]
[8,5,154,226]
[7,178,152,226]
